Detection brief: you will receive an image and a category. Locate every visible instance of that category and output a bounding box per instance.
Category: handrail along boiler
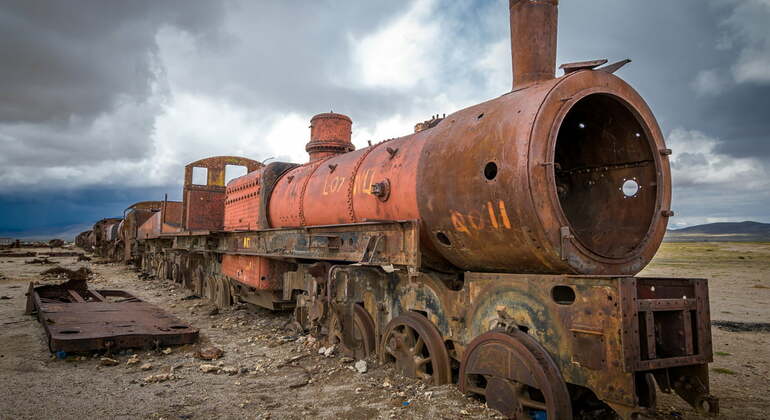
[79,1,718,418]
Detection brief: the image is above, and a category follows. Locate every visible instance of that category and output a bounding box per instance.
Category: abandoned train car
[77,1,718,418]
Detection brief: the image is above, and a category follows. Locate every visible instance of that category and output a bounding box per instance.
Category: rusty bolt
[370,179,391,201]
[659,148,673,156]
[661,210,674,217]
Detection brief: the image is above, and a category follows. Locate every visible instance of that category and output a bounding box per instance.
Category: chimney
[306,113,355,162]
[509,0,558,88]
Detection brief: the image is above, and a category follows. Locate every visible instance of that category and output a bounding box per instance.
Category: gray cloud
[0,0,224,123]
[0,0,767,226]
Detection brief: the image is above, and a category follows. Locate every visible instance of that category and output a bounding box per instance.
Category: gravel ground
[1,242,768,419]
[0,248,498,420]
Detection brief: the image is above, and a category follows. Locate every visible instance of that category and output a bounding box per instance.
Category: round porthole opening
[484,162,498,180]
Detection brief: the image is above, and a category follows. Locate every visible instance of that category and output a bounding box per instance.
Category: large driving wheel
[328,304,376,359]
[459,329,572,419]
[380,312,451,385]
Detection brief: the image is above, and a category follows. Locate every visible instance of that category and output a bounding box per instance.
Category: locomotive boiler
[78,1,718,418]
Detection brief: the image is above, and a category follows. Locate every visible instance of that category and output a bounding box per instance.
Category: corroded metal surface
[170,220,420,269]
[380,312,452,385]
[460,329,572,419]
[26,280,198,352]
[120,201,162,262]
[182,156,262,231]
[509,0,558,87]
[71,1,719,417]
[258,71,669,277]
[306,113,355,162]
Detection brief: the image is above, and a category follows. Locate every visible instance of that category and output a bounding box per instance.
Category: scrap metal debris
[25,257,54,265]
[712,320,770,333]
[26,278,198,352]
[0,251,37,258]
[40,266,92,281]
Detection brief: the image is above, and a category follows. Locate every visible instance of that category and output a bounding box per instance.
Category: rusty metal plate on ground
[26,280,198,352]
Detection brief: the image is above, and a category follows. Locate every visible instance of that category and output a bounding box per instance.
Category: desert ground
[0,242,768,419]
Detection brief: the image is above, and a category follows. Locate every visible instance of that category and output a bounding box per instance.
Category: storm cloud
[0,0,768,234]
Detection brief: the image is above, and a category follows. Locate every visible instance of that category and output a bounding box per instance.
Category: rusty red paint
[306,113,355,162]
[72,1,719,417]
[26,279,198,352]
[182,156,262,231]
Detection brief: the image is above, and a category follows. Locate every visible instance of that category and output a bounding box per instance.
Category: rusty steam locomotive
[77,1,718,418]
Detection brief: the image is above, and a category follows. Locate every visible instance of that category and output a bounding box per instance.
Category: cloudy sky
[1,0,768,236]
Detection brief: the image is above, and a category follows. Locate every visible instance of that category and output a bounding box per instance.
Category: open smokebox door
[26,278,198,353]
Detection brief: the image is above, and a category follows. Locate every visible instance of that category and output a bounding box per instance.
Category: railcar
[77,2,718,418]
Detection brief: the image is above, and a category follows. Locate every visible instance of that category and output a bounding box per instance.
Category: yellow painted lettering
[498,200,512,229]
[450,211,470,234]
[487,201,499,229]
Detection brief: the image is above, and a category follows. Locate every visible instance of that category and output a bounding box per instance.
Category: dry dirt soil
[0,242,768,420]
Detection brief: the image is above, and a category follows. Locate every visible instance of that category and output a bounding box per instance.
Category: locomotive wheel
[171,263,180,284]
[210,276,231,308]
[156,260,167,280]
[191,267,205,297]
[459,329,572,419]
[328,305,376,359]
[380,312,451,385]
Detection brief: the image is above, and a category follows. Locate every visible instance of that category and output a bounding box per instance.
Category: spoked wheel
[459,329,572,419]
[191,267,205,297]
[210,276,231,308]
[156,260,168,280]
[171,263,180,284]
[328,305,376,359]
[380,312,451,385]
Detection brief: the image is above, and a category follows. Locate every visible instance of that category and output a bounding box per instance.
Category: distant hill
[665,221,770,242]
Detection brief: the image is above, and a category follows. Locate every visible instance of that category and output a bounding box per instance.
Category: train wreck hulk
[78,1,718,418]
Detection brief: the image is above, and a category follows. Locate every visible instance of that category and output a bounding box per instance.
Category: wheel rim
[213,276,231,308]
[171,264,180,284]
[380,312,451,385]
[156,260,167,280]
[192,267,204,296]
[204,271,216,300]
[459,329,572,419]
[328,305,376,359]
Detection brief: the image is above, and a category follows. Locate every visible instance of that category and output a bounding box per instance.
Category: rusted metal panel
[185,188,227,231]
[509,0,558,87]
[208,221,420,268]
[181,156,262,231]
[306,113,355,162]
[26,280,198,352]
[221,255,291,290]
[559,58,608,74]
[137,201,183,240]
[224,170,262,231]
[121,201,162,262]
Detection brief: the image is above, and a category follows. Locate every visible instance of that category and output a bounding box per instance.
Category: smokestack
[509,0,558,88]
[306,113,355,162]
